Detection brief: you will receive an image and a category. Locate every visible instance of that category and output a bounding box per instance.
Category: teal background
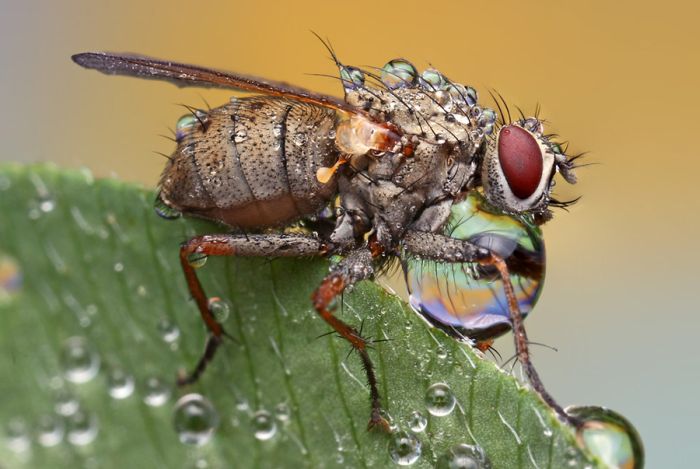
[2,1,698,466]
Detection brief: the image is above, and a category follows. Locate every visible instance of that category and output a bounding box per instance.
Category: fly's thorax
[339,60,493,152]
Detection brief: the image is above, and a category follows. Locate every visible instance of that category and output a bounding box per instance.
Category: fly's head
[480,115,579,221]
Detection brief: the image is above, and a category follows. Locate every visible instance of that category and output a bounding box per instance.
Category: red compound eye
[498,125,543,199]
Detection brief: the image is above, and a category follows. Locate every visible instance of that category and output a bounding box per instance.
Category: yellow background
[2,1,698,465]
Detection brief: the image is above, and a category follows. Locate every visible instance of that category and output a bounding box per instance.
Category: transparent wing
[72,52,359,114]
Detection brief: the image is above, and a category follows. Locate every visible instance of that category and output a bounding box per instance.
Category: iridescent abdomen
[404,191,545,342]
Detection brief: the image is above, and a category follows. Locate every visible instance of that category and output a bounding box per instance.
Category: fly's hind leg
[177,233,331,386]
[402,230,578,427]
[311,248,390,432]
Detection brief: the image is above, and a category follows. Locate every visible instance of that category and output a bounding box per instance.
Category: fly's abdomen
[158,96,340,228]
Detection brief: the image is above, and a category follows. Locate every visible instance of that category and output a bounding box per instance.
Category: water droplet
[251,410,277,441]
[66,408,98,446]
[173,394,219,446]
[425,383,456,417]
[381,59,418,89]
[293,132,307,146]
[38,197,55,213]
[107,368,135,400]
[176,114,198,141]
[187,252,208,269]
[436,346,448,360]
[157,318,180,343]
[61,337,100,384]
[274,402,291,423]
[208,297,231,323]
[143,376,171,407]
[408,411,427,433]
[436,443,491,469]
[5,418,30,452]
[54,390,79,416]
[0,254,22,304]
[36,414,64,447]
[233,128,248,143]
[388,430,422,465]
[272,123,283,137]
[567,406,644,469]
[154,194,182,219]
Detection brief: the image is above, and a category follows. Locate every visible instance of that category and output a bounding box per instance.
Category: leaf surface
[0,165,599,468]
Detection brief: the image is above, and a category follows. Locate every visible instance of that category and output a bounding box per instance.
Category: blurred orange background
[2,1,698,466]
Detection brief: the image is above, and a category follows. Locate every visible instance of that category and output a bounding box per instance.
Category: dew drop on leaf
[4,417,30,453]
[54,390,79,416]
[143,376,171,407]
[208,297,231,323]
[435,443,491,469]
[388,430,422,466]
[425,383,456,417]
[66,408,98,446]
[157,318,180,343]
[61,337,100,384]
[567,406,644,469]
[0,254,22,304]
[251,410,277,441]
[107,367,135,400]
[36,414,64,447]
[408,411,427,433]
[274,402,291,423]
[173,394,219,446]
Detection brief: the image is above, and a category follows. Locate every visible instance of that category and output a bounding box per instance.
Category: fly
[72,39,581,431]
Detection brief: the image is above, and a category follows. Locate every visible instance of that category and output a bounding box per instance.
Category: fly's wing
[72,52,359,115]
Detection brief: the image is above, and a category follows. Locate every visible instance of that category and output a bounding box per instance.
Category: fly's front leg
[178,233,330,386]
[402,230,578,427]
[310,248,390,432]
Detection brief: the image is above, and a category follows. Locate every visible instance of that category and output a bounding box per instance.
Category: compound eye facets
[381,59,418,89]
[498,125,545,200]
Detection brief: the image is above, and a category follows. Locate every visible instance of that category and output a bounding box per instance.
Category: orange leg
[177,233,329,386]
[311,248,390,432]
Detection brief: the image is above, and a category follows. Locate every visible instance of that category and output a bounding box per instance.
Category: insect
[72,40,580,430]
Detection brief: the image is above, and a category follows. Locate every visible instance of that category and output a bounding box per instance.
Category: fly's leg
[310,248,390,432]
[178,233,331,386]
[402,230,578,427]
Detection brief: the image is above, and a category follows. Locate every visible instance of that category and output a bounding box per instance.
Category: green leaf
[0,164,599,468]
